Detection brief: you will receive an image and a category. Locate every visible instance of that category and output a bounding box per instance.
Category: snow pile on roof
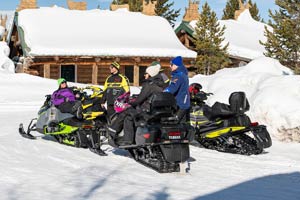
[17,7,196,58]
[0,25,4,38]
[0,10,15,41]
[190,56,300,142]
[190,9,272,60]
[0,42,15,73]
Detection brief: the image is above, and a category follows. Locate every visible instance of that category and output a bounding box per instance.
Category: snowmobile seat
[229,92,250,114]
[135,93,177,124]
[148,92,177,119]
[62,117,94,127]
[203,103,236,121]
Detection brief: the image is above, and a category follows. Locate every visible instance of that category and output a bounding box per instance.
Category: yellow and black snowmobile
[189,83,272,155]
[19,86,107,156]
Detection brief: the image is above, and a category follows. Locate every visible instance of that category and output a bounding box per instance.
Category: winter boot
[76,106,83,120]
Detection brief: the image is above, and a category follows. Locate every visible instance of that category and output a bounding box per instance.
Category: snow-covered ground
[0,54,300,199]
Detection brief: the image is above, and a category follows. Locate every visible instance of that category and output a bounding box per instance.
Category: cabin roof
[15,6,197,58]
[176,9,272,60]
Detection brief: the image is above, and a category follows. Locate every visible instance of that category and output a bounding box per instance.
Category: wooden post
[184,33,189,48]
[133,57,141,86]
[133,63,139,86]
[44,64,50,78]
[92,63,98,85]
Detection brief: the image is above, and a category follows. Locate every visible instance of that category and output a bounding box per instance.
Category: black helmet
[189,83,202,96]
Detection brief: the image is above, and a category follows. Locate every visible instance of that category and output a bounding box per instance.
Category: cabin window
[60,65,76,82]
[139,66,147,85]
[124,65,133,84]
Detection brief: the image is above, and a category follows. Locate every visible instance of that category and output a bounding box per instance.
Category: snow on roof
[190,9,272,60]
[0,26,4,38]
[17,7,196,58]
[0,10,15,42]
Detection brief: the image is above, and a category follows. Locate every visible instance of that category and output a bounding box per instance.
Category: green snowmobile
[19,86,107,156]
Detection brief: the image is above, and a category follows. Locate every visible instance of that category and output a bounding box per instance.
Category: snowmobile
[108,92,193,173]
[189,83,272,155]
[19,86,107,156]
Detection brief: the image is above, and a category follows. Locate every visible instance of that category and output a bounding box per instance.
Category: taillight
[82,125,94,129]
[168,131,181,136]
[143,133,151,139]
[168,131,181,139]
[250,122,259,126]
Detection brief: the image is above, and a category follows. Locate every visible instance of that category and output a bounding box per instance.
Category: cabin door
[139,66,147,85]
[61,65,76,82]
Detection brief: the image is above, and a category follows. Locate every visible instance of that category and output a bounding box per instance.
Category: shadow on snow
[193,172,300,200]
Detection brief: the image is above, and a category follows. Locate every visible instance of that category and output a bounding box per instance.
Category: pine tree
[260,0,300,73]
[112,0,125,4]
[193,2,230,75]
[112,0,142,12]
[248,0,261,21]
[222,0,262,21]
[154,0,180,27]
[222,0,244,20]
[129,0,143,12]
[111,0,180,24]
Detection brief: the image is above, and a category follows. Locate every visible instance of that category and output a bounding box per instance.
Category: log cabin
[175,0,267,69]
[9,5,196,86]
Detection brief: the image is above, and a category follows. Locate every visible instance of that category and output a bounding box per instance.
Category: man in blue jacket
[164,56,190,122]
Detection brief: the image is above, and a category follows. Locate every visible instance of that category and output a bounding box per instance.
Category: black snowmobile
[108,92,193,173]
[19,86,107,156]
[189,83,272,155]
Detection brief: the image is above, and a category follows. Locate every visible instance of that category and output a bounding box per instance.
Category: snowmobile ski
[19,119,37,140]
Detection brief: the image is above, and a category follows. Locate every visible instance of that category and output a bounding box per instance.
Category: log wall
[77,65,93,84]
[50,65,60,79]
[27,56,194,86]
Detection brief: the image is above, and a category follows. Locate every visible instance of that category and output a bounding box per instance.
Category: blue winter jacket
[164,57,190,110]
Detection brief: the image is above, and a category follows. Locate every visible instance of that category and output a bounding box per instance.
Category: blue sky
[0,0,278,21]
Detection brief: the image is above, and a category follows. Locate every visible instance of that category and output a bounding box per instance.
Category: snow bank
[190,57,300,142]
[0,42,14,73]
[0,67,140,104]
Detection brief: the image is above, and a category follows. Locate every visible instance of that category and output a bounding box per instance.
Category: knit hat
[146,61,161,77]
[57,78,66,86]
[111,61,120,70]
[170,56,183,67]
